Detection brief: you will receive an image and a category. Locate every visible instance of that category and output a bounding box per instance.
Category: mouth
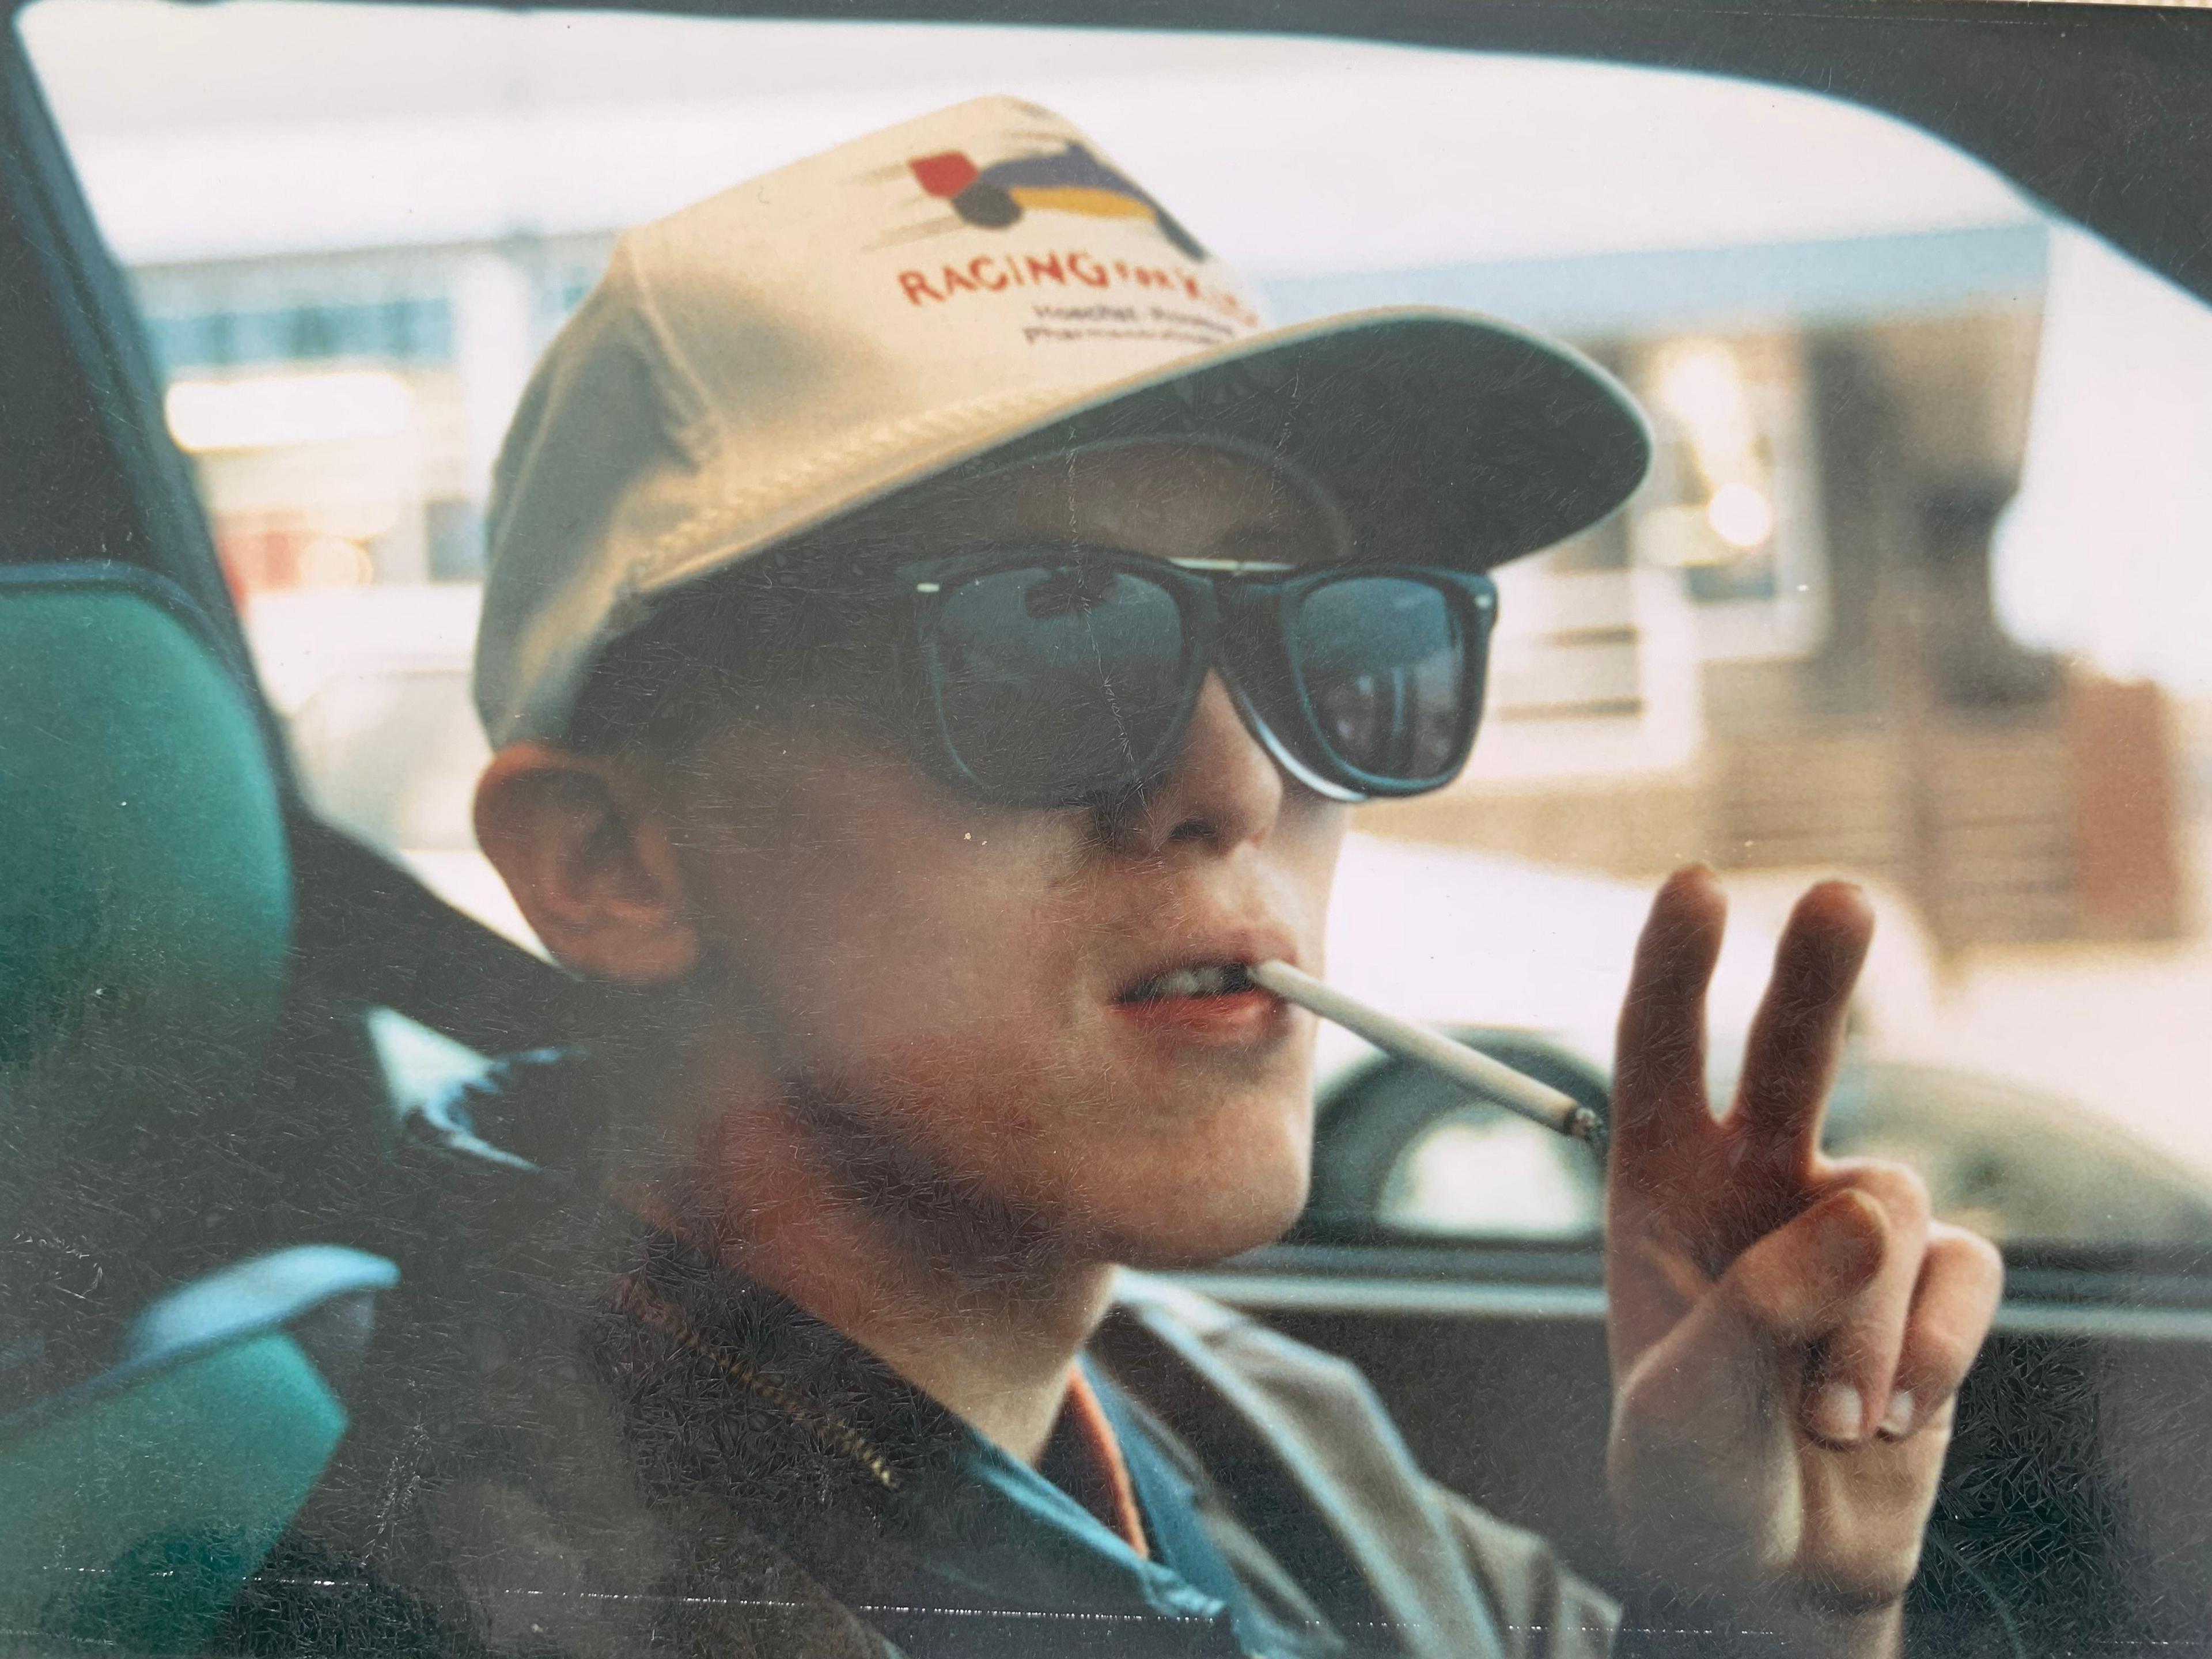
[1111,957,1287,1048]
[1116,961,1259,1003]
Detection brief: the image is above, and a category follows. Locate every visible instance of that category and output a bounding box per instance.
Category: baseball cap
[474,95,1651,749]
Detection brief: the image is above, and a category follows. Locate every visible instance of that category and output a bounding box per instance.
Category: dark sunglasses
[891,547,1499,808]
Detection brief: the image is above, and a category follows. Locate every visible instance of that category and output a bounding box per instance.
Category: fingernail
[1878,1389,1916,1438]
[1810,1382,1864,1443]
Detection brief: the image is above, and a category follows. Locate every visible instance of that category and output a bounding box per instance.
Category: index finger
[1611,865,1728,1172]
[1729,880,1873,1187]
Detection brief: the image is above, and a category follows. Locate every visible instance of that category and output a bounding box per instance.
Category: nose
[1101,672,1286,857]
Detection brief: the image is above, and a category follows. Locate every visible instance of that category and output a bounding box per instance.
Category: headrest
[0,564,293,1373]
[0,564,290,1136]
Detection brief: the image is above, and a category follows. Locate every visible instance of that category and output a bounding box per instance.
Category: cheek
[671,732,1345,1262]
[1282,796,1351,964]
[680,749,1093,1063]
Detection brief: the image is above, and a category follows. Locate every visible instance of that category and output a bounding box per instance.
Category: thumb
[1609,1190,1887,1588]
[1717,1186,1889,1351]
[1615,1189,1886,1461]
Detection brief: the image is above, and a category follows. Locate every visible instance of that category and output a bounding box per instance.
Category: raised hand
[1604,868,2003,1657]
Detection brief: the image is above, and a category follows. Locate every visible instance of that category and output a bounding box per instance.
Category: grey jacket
[230,1210,1615,1659]
[219,1052,2002,1659]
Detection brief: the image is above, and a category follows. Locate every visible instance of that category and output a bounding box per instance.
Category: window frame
[5,0,2210,1298]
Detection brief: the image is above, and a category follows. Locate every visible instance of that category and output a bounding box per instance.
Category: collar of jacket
[588,1226,1255,1657]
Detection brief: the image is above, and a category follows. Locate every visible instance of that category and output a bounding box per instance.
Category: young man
[261,99,2002,1659]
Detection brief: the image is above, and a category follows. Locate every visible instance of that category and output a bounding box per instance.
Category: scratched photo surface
[3,5,2210,1657]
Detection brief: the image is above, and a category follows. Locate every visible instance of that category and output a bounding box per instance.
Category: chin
[1109,1205,1304,1272]
[1097,1144,1312,1272]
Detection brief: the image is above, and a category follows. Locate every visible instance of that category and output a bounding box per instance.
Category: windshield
[20,0,2212,1253]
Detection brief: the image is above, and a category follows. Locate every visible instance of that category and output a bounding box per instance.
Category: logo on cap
[907,143,1207,260]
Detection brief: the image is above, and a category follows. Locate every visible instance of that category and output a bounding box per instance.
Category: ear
[474,743,700,985]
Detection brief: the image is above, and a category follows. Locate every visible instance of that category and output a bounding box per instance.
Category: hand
[1604,868,2003,1657]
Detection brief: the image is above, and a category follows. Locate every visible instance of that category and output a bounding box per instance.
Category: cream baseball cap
[475,95,1650,749]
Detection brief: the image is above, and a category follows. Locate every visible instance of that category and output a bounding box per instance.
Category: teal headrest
[0,1330,346,1652]
[0,565,291,1136]
[0,1245,398,1652]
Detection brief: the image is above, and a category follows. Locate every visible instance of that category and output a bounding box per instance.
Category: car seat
[0,563,397,1652]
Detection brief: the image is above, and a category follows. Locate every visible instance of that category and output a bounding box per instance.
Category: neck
[625,1063,1116,1467]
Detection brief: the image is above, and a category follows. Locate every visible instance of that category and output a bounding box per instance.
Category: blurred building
[136,236,608,593]
[132,221,2190,953]
[1302,244,2191,952]
[99,94,2176,960]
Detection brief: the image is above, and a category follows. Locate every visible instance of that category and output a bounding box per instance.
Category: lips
[1112,965,1282,1046]
[1107,921,1299,1053]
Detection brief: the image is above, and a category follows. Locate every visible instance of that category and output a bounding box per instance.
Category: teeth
[1128,963,1249,1001]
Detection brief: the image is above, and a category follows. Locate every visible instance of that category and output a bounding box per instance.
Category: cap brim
[512,309,1650,748]
[888,306,1652,573]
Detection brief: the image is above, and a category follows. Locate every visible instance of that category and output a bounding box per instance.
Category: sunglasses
[890,547,1499,808]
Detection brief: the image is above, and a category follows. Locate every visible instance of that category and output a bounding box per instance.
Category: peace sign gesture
[1604,868,2004,1657]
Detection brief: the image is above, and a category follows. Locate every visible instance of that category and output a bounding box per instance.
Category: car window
[20,0,2212,1252]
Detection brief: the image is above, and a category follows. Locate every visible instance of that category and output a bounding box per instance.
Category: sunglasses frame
[895,546,1500,809]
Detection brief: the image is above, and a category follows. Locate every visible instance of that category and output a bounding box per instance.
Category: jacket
[217,1051,2006,1659]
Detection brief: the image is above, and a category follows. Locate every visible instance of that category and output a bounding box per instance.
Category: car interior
[2,1,2210,1653]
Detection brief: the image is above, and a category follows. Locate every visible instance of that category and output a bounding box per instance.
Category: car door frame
[6,0,2212,1632]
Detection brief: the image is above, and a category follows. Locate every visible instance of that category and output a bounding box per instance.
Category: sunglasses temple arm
[1246,960,1608,1161]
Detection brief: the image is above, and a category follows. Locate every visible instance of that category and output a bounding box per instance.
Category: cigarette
[1247,959,1608,1159]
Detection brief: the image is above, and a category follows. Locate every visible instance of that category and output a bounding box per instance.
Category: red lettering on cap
[899,270,944,305]
[969,256,1009,291]
[1025,252,1066,286]
[1068,251,1108,288]
[909,151,980,199]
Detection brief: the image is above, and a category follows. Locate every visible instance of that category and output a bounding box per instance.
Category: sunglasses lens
[1289,575,1472,784]
[933,563,1190,802]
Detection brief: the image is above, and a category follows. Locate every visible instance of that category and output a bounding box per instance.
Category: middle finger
[1729,880,1874,1199]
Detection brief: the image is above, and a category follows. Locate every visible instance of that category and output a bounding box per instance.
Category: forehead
[856,441,1353,567]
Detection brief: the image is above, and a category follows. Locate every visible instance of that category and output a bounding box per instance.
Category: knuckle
[1827,1158,1932,1232]
[1901,1327,1984,1398]
[1921,1221,2004,1290]
[1946,1224,2006,1286]
[1936,1229,2008,1316]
